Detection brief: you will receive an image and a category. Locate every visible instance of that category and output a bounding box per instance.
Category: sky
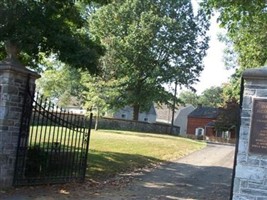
[190,0,235,94]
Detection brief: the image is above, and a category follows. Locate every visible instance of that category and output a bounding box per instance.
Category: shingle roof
[147,105,157,115]
[188,106,218,118]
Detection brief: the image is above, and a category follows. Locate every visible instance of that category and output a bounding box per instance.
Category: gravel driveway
[1,143,235,200]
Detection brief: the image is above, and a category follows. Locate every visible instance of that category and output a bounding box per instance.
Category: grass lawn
[87,130,206,180]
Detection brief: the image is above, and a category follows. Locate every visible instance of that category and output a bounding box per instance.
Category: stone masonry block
[241,109,251,119]
[233,194,256,200]
[235,165,265,182]
[260,160,267,168]
[257,197,267,200]
[237,154,247,165]
[239,127,249,141]
[240,180,248,188]
[247,157,260,167]
[240,117,251,128]
[241,188,267,198]
[244,89,256,96]
[248,182,267,190]
[256,89,267,97]
[234,179,241,194]
[242,96,253,109]
[9,95,21,103]
[2,85,18,94]
[238,140,248,155]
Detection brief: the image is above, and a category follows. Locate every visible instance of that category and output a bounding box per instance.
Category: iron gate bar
[13,78,93,186]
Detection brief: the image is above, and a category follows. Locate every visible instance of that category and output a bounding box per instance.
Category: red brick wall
[187,117,216,136]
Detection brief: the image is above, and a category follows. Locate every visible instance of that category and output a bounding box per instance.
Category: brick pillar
[0,58,40,188]
[233,67,267,199]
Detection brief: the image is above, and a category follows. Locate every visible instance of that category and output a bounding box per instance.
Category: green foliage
[199,86,224,107]
[221,68,243,103]
[179,91,199,107]
[179,86,224,108]
[203,0,267,69]
[36,60,84,106]
[89,0,209,120]
[0,0,104,72]
[81,73,122,118]
[215,98,240,132]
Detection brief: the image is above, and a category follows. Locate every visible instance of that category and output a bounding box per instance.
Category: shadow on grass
[87,150,163,180]
[99,129,183,140]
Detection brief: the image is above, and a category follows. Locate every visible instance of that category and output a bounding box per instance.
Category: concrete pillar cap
[243,66,267,79]
[0,58,40,79]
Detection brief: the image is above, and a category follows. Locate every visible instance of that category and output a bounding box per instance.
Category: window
[195,127,204,136]
[144,118,148,122]
[121,114,126,118]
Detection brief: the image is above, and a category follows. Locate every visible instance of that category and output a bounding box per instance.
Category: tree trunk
[133,104,140,121]
[94,107,99,131]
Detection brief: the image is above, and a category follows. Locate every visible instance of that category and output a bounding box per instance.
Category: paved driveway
[1,143,235,200]
[90,143,235,200]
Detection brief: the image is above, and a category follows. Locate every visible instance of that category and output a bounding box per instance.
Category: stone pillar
[233,67,267,199]
[0,58,40,188]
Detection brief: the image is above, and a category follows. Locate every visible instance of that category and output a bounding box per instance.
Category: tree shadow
[87,150,163,180]
[1,152,233,200]
[116,161,233,200]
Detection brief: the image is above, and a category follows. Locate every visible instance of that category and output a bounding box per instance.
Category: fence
[13,84,93,186]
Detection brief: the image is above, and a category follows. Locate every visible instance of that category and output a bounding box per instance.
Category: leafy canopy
[179,86,224,107]
[0,0,105,72]
[203,0,267,69]
[89,0,209,120]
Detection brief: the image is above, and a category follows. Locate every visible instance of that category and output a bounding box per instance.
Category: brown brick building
[187,105,218,137]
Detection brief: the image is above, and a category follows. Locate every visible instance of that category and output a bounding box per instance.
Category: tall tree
[0,0,105,73]
[215,98,240,132]
[36,61,84,106]
[179,86,224,107]
[81,74,121,130]
[199,86,224,107]
[90,0,209,120]
[179,91,199,107]
[203,0,267,69]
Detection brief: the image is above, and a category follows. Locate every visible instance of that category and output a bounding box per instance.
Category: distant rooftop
[188,106,218,118]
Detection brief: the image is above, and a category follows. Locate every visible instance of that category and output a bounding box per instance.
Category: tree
[203,0,267,69]
[179,91,199,107]
[215,98,240,132]
[89,0,209,120]
[81,73,121,130]
[0,0,105,73]
[221,68,243,103]
[179,86,224,107]
[36,60,84,107]
[199,86,224,107]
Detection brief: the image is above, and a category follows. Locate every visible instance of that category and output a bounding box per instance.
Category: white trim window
[195,127,204,136]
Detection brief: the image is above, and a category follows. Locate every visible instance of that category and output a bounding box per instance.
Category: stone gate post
[0,58,40,188]
[233,67,267,199]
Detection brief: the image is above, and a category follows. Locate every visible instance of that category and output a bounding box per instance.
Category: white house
[174,105,195,135]
[155,104,195,135]
[112,105,157,123]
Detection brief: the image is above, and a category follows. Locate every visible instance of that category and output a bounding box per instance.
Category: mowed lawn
[87,130,206,180]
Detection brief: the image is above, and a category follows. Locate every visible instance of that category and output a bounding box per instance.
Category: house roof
[154,104,173,123]
[188,106,218,119]
[117,105,156,115]
[148,105,157,115]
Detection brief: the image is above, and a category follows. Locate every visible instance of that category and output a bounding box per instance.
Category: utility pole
[170,79,178,134]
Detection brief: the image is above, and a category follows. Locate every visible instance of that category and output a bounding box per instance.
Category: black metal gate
[13,80,92,186]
